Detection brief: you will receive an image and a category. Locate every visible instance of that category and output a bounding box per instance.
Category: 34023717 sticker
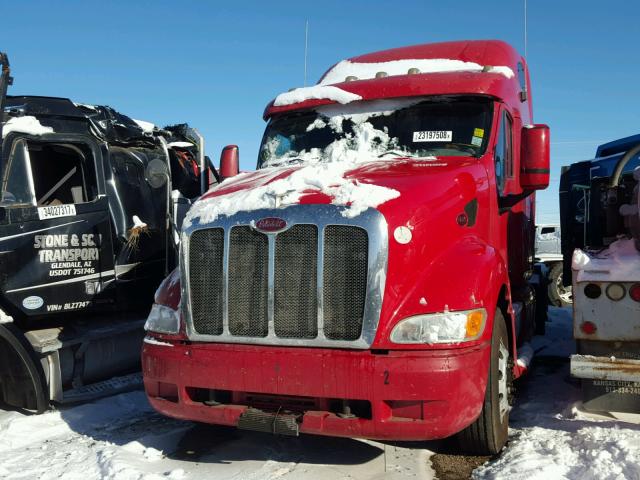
[37,204,77,220]
[412,131,452,142]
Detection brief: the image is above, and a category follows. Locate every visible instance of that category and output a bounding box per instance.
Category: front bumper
[571,354,640,383]
[142,340,490,441]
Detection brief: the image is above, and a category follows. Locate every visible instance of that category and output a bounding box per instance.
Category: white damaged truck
[560,134,640,413]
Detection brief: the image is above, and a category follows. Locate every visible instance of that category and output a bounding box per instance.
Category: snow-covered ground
[475,307,640,480]
[0,307,638,479]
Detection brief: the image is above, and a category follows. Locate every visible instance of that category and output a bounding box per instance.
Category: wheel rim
[556,272,573,304]
[498,340,510,419]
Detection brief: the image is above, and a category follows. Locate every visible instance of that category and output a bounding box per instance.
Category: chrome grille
[189,228,224,335]
[184,206,387,348]
[274,224,318,338]
[228,226,269,337]
[323,226,368,340]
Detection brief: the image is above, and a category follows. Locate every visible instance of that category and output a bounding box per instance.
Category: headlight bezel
[389,308,488,345]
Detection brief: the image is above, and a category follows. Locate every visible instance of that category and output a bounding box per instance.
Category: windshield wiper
[377,151,417,159]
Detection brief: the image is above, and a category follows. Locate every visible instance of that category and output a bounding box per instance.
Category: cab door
[0,133,116,318]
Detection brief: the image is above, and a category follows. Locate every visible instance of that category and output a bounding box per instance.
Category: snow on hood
[184,160,400,228]
[274,85,362,107]
[2,116,54,137]
[320,58,515,85]
[572,237,640,282]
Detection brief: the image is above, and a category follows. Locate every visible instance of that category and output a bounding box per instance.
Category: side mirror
[219,145,239,180]
[520,124,550,190]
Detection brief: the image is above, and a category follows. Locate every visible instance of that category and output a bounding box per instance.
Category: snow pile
[572,238,640,282]
[184,102,413,226]
[320,58,515,85]
[274,85,362,106]
[2,116,54,137]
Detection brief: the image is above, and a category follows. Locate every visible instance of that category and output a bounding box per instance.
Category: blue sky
[3,0,640,223]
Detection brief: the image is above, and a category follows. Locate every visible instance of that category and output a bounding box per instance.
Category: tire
[0,324,49,413]
[548,263,572,307]
[457,310,511,455]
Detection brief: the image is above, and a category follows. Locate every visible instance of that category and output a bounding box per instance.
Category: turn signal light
[580,321,597,335]
[605,283,626,301]
[465,310,485,337]
[630,284,640,302]
[584,283,601,299]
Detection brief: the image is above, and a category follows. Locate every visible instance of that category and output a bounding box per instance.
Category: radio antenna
[524,0,528,58]
[304,20,309,86]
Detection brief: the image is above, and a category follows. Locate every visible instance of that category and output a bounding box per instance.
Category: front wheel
[456,309,511,455]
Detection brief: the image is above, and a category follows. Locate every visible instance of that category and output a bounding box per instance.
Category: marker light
[630,283,640,302]
[580,321,597,335]
[145,304,180,334]
[605,283,626,301]
[390,308,487,344]
[584,283,601,299]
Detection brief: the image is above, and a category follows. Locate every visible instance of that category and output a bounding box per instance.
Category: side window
[494,110,513,196]
[505,113,513,178]
[0,138,36,206]
[27,142,98,205]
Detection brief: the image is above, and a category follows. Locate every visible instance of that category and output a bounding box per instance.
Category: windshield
[258,96,494,168]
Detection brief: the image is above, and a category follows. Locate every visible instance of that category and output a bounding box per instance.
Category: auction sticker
[38,204,77,220]
[22,295,44,310]
[413,130,452,142]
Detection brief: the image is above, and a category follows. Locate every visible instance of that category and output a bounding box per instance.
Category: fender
[375,234,512,349]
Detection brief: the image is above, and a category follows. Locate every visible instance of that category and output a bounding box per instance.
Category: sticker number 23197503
[413,130,452,142]
[37,204,77,220]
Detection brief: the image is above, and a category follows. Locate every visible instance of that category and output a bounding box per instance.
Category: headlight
[390,308,487,344]
[144,304,180,334]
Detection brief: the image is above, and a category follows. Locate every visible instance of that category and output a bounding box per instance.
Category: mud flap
[237,407,300,436]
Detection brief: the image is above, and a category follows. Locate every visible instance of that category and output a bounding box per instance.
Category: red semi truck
[142,40,550,454]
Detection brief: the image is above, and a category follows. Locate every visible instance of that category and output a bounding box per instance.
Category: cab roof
[264,40,529,121]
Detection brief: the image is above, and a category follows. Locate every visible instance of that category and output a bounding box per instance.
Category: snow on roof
[572,237,640,282]
[73,102,97,111]
[2,116,54,137]
[133,118,156,133]
[320,58,515,85]
[273,85,362,107]
[167,141,194,148]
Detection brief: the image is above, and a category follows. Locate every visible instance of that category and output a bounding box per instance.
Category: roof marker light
[407,68,420,75]
[375,71,388,78]
[345,75,358,82]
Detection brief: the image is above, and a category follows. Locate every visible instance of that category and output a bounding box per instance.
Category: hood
[184,157,487,231]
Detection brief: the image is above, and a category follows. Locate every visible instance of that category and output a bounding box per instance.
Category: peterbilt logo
[254,217,287,233]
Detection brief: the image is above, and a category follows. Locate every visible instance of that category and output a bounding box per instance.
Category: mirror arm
[498,190,533,214]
